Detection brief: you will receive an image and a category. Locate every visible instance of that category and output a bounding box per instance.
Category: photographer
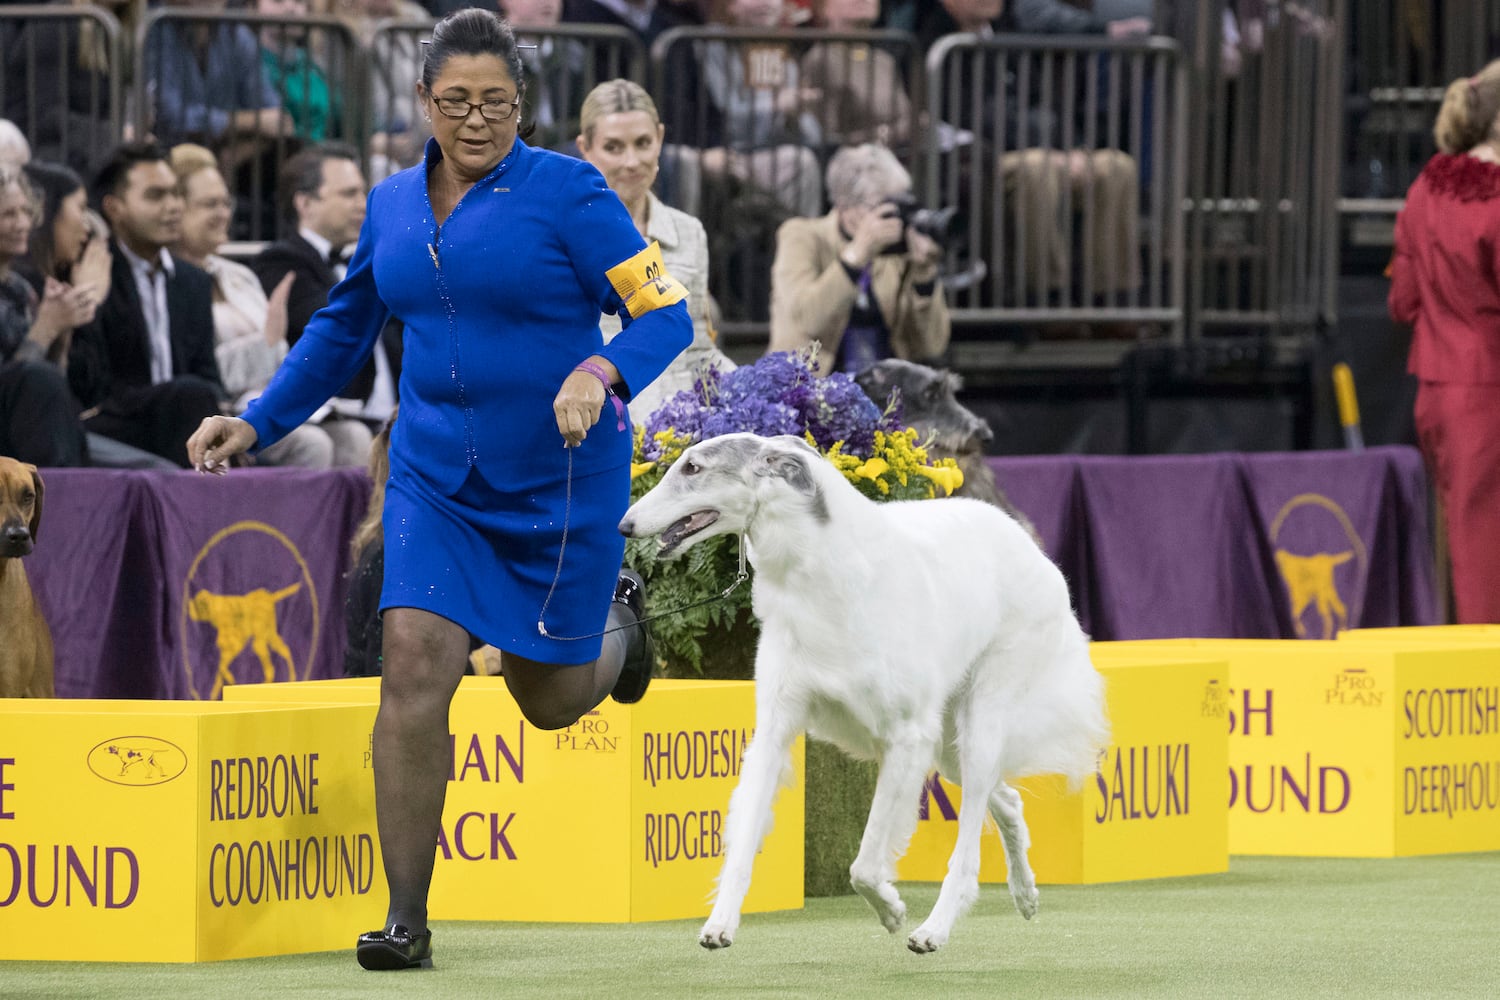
[768,143,950,375]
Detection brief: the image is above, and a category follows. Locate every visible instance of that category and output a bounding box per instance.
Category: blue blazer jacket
[244,139,692,495]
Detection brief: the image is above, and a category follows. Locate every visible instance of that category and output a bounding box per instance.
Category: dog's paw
[869,896,906,934]
[1011,883,1040,920]
[906,922,948,954]
[698,920,735,950]
[853,879,906,933]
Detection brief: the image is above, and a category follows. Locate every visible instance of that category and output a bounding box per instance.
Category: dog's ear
[854,364,892,404]
[754,447,817,496]
[25,464,42,544]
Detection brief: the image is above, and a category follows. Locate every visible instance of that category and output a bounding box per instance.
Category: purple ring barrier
[28,467,370,700]
[23,448,1436,700]
[988,446,1439,641]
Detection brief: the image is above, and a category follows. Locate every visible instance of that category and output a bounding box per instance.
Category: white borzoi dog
[619,433,1109,954]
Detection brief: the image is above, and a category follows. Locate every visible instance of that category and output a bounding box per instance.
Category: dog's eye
[682,460,700,476]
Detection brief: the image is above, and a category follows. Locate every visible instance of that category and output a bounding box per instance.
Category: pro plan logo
[180,520,319,700]
[1269,494,1368,639]
[87,736,187,787]
[1326,668,1384,708]
[1201,679,1228,719]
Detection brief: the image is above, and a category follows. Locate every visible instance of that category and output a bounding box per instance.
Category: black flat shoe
[356,924,433,970]
[610,569,654,705]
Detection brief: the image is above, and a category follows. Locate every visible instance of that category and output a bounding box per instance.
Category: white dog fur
[619,433,1109,954]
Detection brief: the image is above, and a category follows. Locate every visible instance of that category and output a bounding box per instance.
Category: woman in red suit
[1389,60,1500,623]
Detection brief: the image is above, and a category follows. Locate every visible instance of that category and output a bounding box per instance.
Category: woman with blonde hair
[576,79,733,418]
[169,142,369,467]
[1388,60,1500,623]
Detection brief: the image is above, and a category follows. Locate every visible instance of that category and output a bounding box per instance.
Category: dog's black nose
[3,523,30,544]
[973,420,994,443]
[618,516,634,538]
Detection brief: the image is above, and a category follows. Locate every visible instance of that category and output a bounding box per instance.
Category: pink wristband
[575,360,627,431]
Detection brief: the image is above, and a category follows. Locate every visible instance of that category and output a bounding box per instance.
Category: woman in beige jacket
[768,143,950,375]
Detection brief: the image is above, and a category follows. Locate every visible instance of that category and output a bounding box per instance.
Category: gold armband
[605,241,689,319]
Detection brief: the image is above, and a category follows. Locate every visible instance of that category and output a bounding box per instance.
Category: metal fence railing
[134,8,367,240]
[651,26,924,331]
[921,33,1187,344]
[0,6,1377,362]
[0,4,124,179]
[1163,0,1343,338]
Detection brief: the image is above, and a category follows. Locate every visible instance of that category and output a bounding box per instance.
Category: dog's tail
[1007,623,1111,791]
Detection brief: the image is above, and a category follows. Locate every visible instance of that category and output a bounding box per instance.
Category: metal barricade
[921,33,1187,343]
[1344,0,1497,207]
[0,4,124,178]
[651,26,923,337]
[1165,0,1343,336]
[135,9,367,241]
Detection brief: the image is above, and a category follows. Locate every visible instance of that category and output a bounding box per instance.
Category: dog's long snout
[3,522,30,544]
[973,418,994,444]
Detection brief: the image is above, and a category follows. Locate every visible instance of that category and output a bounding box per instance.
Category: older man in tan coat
[768,143,950,375]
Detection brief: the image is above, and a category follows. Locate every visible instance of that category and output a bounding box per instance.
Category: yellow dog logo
[189,584,303,699]
[1269,495,1367,640]
[180,520,319,699]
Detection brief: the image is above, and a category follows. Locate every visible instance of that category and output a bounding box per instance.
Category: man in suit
[251,143,393,461]
[67,143,224,467]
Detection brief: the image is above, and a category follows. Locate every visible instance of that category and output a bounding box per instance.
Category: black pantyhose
[372,603,639,932]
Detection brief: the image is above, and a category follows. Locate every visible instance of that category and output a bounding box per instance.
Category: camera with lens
[881,192,959,256]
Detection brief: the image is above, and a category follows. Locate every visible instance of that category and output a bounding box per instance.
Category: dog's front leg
[699,718,798,950]
[849,736,933,937]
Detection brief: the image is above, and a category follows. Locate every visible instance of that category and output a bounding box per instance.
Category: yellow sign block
[1097,639,1500,857]
[898,655,1229,885]
[0,699,382,963]
[1343,625,1500,652]
[224,677,804,922]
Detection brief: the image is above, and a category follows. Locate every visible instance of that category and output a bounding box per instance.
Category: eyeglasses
[430,95,520,123]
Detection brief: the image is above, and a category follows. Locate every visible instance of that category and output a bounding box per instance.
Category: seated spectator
[502,0,590,154]
[251,144,392,453]
[562,0,702,76]
[168,143,366,467]
[142,0,291,160]
[0,164,93,466]
[575,79,734,417]
[768,142,950,375]
[914,0,1142,302]
[255,0,340,143]
[663,0,825,218]
[799,0,913,152]
[66,143,226,467]
[0,119,31,170]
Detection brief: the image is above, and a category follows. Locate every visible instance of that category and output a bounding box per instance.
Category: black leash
[537,447,749,641]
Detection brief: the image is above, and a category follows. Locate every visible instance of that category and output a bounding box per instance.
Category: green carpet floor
[3,854,1497,999]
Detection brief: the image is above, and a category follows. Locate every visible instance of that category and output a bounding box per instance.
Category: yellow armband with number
[605,241,689,319]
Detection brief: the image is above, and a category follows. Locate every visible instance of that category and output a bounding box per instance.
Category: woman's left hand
[554,369,607,447]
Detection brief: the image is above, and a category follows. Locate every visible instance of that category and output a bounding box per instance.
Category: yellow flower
[854,457,889,480]
[916,463,965,496]
[631,461,657,479]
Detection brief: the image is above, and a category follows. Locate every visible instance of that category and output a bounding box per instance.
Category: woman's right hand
[264,272,295,346]
[73,220,112,295]
[28,279,95,350]
[186,415,259,475]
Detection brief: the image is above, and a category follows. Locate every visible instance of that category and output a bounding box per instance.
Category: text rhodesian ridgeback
[0,456,54,698]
